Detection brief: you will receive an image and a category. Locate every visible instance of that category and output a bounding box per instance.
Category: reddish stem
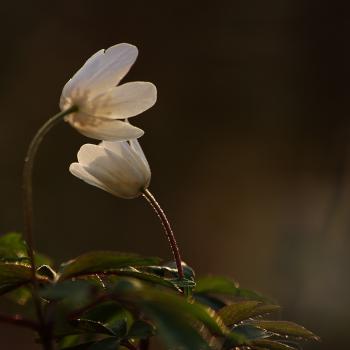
[142,189,184,279]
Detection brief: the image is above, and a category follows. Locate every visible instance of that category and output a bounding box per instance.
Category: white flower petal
[101,139,151,187]
[66,112,144,141]
[129,138,150,170]
[85,150,144,198]
[76,143,104,166]
[70,138,151,198]
[83,82,157,119]
[62,43,138,98]
[69,162,110,193]
[100,140,128,157]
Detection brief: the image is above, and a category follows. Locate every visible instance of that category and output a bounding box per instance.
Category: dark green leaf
[195,276,239,294]
[218,301,281,325]
[40,280,96,307]
[59,334,82,349]
[222,332,248,349]
[109,319,128,338]
[0,232,53,267]
[106,267,179,290]
[162,261,196,279]
[0,262,33,294]
[171,278,196,288]
[232,324,271,340]
[252,339,297,350]
[0,232,27,259]
[109,277,227,348]
[59,251,162,279]
[112,278,229,336]
[83,302,132,336]
[5,286,32,305]
[250,320,319,340]
[235,288,271,302]
[128,320,156,339]
[70,319,116,336]
[142,302,211,350]
[83,302,126,323]
[195,276,270,302]
[141,263,195,280]
[194,294,227,311]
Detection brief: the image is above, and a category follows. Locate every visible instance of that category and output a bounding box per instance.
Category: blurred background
[0,0,348,348]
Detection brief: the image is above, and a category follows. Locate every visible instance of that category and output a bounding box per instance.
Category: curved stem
[142,189,184,279]
[22,106,77,349]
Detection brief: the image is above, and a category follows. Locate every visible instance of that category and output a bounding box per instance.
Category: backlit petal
[69,162,110,193]
[83,82,157,119]
[66,112,144,141]
[62,43,138,98]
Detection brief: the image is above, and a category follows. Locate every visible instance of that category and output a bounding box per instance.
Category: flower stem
[142,189,184,279]
[0,313,39,331]
[22,106,77,349]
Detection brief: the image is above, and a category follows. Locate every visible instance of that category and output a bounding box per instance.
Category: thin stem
[142,189,184,279]
[22,105,77,350]
[0,313,39,330]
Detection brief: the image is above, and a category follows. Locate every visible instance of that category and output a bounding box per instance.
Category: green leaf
[83,302,132,336]
[143,302,211,350]
[83,301,126,323]
[171,278,196,288]
[231,324,270,341]
[218,301,281,325]
[252,339,297,350]
[162,261,196,279]
[0,262,36,294]
[70,319,116,336]
[194,294,226,311]
[105,267,179,291]
[0,232,53,267]
[195,276,239,294]
[111,278,227,349]
[59,251,162,279]
[6,286,32,305]
[59,334,82,349]
[40,280,96,308]
[249,320,319,340]
[128,320,156,339]
[0,232,27,259]
[195,276,269,302]
[222,331,248,349]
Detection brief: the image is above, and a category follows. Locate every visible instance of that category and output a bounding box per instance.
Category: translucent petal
[82,82,157,119]
[62,43,138,98]
[69,162,110,193]
[76,143,105,166]
[85,149,144,198]
[66,112,144,141]
[101,139,151,187]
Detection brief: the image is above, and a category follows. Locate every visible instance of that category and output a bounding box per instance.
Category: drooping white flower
[60,43,157,141]
[69,137,151,199]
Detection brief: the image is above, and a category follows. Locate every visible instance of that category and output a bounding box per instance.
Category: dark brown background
[0,1,348,349]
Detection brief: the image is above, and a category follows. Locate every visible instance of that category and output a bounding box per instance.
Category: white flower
[69,137,151,199]
[60,43,157,141]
